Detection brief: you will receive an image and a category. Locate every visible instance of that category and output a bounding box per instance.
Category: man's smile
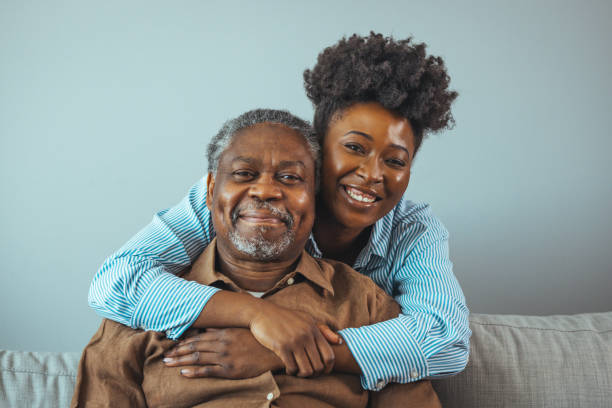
[238,211,285,225]
[231,202,294,229]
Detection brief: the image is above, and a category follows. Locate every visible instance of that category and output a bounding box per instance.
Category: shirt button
[410,370,419,379]
[287,277,295,285]
[266,392,274,401]
[376,380,385,389]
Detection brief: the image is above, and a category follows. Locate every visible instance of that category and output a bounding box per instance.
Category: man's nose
[248,175,283,201]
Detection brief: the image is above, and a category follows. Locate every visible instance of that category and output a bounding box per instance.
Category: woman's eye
[386,158,406,167]
[344,143,365,153]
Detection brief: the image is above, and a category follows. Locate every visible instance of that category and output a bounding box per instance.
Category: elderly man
[71,109,439,407]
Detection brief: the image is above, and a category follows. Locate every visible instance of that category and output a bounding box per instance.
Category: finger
[314,329,336,375]
[166,340,219,357]
[279,349,298,376]
[304,334,325,375]
[180,365,224,378]
[163,350,218,366]
[174,334,203,349]
[178,332,219,346]
[293,347,315,377]
[178,330,222,346]
[317,324,342,345]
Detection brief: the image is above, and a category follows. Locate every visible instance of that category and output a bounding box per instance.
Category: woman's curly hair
[303,32,458,153]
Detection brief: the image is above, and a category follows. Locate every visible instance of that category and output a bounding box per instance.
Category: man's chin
[229,230,294,262]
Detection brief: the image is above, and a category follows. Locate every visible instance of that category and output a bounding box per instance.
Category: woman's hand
[189,291,342,377]
[248,303,338,377]
[164,328,282,379]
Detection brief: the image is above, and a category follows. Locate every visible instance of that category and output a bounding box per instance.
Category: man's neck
[215,240,300,292]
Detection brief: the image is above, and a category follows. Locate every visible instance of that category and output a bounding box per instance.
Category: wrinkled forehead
[220,123,316,170]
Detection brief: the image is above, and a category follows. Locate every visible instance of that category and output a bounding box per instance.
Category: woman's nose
[355,156,383,183]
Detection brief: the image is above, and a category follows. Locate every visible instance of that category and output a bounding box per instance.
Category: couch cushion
[0,350,80,408]
[433,311,612,407]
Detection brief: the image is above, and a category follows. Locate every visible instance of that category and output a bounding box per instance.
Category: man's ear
[205,173,215,212]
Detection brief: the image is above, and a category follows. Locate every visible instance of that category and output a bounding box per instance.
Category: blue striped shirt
[89,176,471,391]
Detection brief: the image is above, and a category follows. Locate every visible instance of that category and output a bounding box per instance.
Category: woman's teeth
[345,187,376,203]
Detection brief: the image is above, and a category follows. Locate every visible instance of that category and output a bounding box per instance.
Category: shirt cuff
[131,272,220,340]
[338,317,429,391]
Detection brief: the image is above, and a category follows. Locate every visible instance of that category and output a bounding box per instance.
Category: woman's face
[320,102,416,230]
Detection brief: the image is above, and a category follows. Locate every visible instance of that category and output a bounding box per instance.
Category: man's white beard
[229,227,295,261]
[229,200,295,261]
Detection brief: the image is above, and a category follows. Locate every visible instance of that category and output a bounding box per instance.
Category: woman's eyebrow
[344,131,411,158]
[390,144,410,158]
[344,130,373,140]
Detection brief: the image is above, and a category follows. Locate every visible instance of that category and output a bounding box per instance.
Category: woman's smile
[341,185,381,205]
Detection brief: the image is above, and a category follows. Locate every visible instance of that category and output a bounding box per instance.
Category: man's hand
[190,291,339,377]
[164,328,282,379]
[249,302,336,377]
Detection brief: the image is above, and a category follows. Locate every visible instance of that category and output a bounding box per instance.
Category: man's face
[207,123,316,262]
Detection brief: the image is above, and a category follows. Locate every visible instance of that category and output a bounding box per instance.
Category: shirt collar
[305,233,323,258]
[186,238,335,296]
[306,206,396,270]
[366,205,394,258]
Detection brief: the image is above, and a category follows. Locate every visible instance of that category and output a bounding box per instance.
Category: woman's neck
[313,204,371,266]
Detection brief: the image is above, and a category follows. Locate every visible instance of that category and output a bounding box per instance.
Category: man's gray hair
[206,109,320,189]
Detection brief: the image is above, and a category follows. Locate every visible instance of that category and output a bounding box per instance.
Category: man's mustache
[231,200,294,228]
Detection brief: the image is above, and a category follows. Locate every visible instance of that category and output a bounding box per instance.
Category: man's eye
[232,170,255,179]
[278,174,302,183]
[344,143,365,154]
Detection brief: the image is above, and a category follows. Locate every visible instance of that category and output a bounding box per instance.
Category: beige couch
[1,312,611,407]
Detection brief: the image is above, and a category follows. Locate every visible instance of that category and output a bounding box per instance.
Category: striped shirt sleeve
[88,178,220,339]
[338,222,471,391]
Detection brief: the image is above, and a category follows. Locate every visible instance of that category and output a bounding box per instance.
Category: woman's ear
[205,173,215,211]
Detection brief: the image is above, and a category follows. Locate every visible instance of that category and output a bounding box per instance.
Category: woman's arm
[337,212,471,391]
[88,177,218,339]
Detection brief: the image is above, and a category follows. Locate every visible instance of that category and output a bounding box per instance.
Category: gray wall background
[1,0,611,352]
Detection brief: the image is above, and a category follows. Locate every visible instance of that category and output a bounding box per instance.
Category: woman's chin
[330,207,379,231]
[318,189,386,230]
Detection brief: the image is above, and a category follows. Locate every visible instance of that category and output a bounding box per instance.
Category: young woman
[89,33,470,390]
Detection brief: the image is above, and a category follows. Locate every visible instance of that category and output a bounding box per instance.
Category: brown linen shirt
[71,239,402,408]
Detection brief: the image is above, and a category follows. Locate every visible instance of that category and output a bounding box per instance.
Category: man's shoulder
[317,257,389,297]
[316,257,400,322]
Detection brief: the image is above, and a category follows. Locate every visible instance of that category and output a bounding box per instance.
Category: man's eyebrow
[231,156,258,165]
[344,131,411,158]
[278,160,306,169]
[231,157,306,169]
